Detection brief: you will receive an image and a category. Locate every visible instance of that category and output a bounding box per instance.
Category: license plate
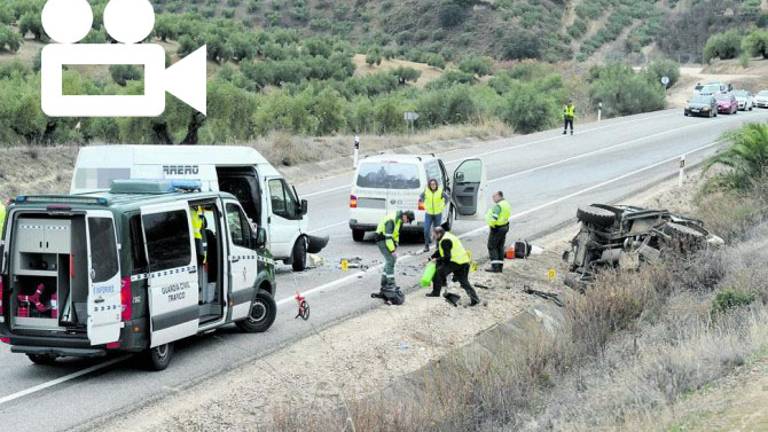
[691,109,700,113]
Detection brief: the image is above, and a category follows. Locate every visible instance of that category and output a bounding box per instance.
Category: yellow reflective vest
[564,104,575,119]
[376,212,402,253]
[439,232,470,265]
[423,187,446,216]
[486,199,511,228]
[0,202,6,233]
[191,206,205,240]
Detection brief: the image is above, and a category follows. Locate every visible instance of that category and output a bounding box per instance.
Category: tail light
[120,276,131,322]
[418,200,425,211]
[349,195,358,208]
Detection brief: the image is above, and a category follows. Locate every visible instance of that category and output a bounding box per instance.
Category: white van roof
[359,154,437,164]
[76,145,280,177]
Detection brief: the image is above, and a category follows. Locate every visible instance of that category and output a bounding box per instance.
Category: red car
[715,93,738,114]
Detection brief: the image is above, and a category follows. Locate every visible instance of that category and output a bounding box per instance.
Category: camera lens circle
[104,0,155,44]
[42,0,94,44]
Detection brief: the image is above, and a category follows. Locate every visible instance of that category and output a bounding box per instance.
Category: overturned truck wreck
[563,204,724,290]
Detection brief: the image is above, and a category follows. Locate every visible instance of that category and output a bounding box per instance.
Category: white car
[755,90,768,109]
[348,154,487,241]
[734,90,754,111]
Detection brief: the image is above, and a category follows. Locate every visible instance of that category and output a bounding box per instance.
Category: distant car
[684,94,717,118]
[734,90,754,111]
[755,90,768,108]
[715,93,738,114]
[696,81,730,96]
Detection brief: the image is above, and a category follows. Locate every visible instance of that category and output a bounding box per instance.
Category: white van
[348,154,487,241]
[71,146,327,271]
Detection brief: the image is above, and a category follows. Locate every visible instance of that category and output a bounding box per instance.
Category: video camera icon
[40,0,207,117]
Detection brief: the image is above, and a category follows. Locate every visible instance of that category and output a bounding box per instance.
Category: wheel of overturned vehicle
[576,205,616,228]
[352,229,365,242]
[143,343,174,371]
[27,354,58,366]
[663,222,706,253]
[237,291,277,333]
[291,237,307,271]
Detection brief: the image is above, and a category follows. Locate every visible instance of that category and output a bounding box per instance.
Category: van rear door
[140,202,200,348]
[452,158,487,221]
[86,211,122,345]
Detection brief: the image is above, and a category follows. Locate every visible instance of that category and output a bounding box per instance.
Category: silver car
[734,90,754,111]
[755,90,768,109]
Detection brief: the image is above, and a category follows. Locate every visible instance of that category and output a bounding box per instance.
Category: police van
[70,146,328,271]
[0,180,277,370]
[349,154,487,241]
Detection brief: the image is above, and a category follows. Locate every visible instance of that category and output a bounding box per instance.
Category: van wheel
[291,237,307,272]
[236,291,277,333]
[352,229,365,242]
[27,354,58,365]
[143,343,174,371]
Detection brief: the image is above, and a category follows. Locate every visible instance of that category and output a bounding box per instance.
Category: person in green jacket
[427,226,479,307]
[485,191,511,273]
[372,210,414,304]
[563,100,575,135]
[419,178,449,252]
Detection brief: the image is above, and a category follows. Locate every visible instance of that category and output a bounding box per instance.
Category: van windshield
[357,162,421,190]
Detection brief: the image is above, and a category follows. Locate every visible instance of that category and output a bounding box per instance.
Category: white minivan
[70,146,328,271]
[348,154,487,241]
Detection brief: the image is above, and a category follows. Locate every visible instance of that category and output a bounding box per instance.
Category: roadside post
[679,154,686,187]
[353,135,360,168]
[404,112,419,134]
[597,102,603,122]
[661,76,670,92]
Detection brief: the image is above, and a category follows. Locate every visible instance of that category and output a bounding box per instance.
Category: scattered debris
[523,285,564,307]
[295,292,310,320]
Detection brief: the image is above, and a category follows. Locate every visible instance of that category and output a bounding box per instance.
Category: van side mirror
[253,227,267,249]
[299,199,308,216]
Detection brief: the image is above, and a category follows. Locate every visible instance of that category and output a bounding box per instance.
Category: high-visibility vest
[376,212,402,252]
[439,232,470,265]
[486,199,512,228]
[191,206,204,240]
[423,187,446,215]
[564,104,575,119]
[0,202,6,233]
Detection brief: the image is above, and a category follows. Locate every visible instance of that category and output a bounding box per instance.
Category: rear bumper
[349,220,424,232]
[11,345,107,358]
[684,109,710,117]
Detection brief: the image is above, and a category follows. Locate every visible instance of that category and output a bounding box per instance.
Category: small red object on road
[295,292,310,321]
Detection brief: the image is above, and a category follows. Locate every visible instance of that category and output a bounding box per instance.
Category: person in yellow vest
[0,201,6,234]
[427,226,479,306]
[371,210,415,305]
[485,191,511,273]
[563,100,575,135]
[419,179,450,252]
[191,206,208,301]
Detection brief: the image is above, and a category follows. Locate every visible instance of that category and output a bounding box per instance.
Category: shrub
[588,63,665,117]
[366,47,383,66]
[0,24,21,53]
[109,65,143,87]
[705,123,768,192]
[498,82,559,133]
[458,56,493,77]
[643,58,680,87]
[390,66,421,84]
[742,29,768,59]
[438,1,466,28]
[18,11,44,40]
[426,53,446,69]
[711,289,755,315]
[703,30,743,62]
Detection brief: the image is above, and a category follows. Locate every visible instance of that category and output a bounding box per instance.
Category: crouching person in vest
[485,191,511,273]
[427,226,480,307]
[371,210,415,305]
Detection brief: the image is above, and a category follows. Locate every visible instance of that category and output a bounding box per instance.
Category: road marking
[301,111,677,198]
[0,355,129,407]
[309,221,347,234]
[277,138,724,306]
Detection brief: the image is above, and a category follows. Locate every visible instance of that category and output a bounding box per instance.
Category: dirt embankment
[0,146,78,201]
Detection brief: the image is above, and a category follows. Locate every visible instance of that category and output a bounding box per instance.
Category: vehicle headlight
[703,106,710,110]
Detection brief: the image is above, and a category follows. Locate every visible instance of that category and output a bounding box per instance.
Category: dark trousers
[564,118,574,132]
[431,262,479,304]
[487,226,509,271]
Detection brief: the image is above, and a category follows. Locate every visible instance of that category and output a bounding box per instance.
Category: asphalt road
[1,108,766,431]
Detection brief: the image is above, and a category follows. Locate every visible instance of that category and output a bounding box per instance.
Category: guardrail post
[679,154,686,187]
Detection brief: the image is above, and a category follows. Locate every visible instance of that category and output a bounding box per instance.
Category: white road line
[276,139,723,306]
[0,355,129,407]
[308,221,347,234]
[301,111,678,198]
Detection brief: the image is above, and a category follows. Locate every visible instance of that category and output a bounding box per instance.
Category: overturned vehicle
[563,204,724,290]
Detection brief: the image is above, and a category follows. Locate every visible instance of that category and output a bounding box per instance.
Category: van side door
[223,200,260,321]
[451,158,487,221]
[266,177,302,259]
[140,202,200,348]
[85,211,123,345]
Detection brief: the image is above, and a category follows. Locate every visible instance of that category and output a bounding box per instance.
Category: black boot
[444,292,461,307]
[426,290,441,298]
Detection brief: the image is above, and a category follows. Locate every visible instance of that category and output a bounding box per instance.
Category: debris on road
[563,204,724,290]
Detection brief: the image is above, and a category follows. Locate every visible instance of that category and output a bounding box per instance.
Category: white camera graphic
[40,0,207,117]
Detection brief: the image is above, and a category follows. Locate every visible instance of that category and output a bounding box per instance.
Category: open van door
[451,158,487,221]
[140,202,200,348]
[86,211,122,346]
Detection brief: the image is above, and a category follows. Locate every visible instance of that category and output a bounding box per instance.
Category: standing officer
[485,191,511,273]
[563,100,575,135]
[420,178,449,252]
[427,226,479,306]
[373,210,415,304]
